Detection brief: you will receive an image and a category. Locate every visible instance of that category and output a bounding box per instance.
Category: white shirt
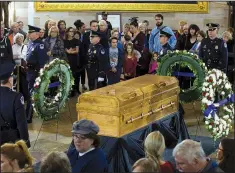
[79,147,95,157]
[12,43,28,61]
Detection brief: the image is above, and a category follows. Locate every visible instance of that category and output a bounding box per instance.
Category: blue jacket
[67,147,108,173]
[149,26,176,53]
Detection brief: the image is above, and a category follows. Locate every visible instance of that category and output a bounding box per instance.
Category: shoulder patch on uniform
[224,42,227,48]
[101,49,105,55]
[40,44,44,49]
[20,96,24,105]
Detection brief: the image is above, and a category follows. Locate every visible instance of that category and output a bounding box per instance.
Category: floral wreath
[32,58,74,120]
[201,69,234,140]
[157,50,208,103]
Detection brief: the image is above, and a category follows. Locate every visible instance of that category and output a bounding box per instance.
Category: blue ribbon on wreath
[48,81,60,88]
[204,94,235,118]
[172,72,195,77]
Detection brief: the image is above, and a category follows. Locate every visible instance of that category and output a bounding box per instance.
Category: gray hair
[172,139,206,164]
[99,20,107,28]
[11,22,18,28]
[40,151,71,173]
[13,33,24,44]
[222,31,232,40]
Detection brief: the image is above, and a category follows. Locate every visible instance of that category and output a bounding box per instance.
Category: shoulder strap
[21,45,25,53]
[153,26,167,40]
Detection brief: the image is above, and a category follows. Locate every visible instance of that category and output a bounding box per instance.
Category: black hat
[101,11,108,16]
[71,119,99,135]
[28,25,41,33]
[90,30,102,37]
[0,62,15,80]
[160,29,172,38]
[206,23,220,28]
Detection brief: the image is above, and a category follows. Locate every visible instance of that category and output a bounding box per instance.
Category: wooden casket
[76,75,180,137]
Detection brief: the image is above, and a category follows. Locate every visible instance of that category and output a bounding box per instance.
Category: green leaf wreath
[157,50,208,103]
[201,69,234,140]
[32,58,74,120]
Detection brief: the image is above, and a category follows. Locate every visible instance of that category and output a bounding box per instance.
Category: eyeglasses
[72,134,87,141]
[217,148,223,151]
[208,28,217,31]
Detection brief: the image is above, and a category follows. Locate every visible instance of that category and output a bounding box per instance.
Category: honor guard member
[158,29,173,61]
[26,25,49,123]
[0,61,30,147]
[86,30,109,91]
[199,23,228,73]
[101,12,112,30]
[0,21,13,62]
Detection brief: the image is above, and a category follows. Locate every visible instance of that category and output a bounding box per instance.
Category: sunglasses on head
[208,28,217,31]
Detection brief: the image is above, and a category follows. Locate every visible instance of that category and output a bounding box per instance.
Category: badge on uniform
[203,45,207,49]
[215,45,218,49]
[93,50,96,54]
[160,50,163,55]
[224,43,227,48]
[31,47,34,51]
[20,96,24,105]
[135,41,138,45]
[101,49,105,55]
[40,44,44,49]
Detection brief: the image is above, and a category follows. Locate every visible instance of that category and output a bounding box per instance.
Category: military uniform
[0,35,13,62]
[199,23,228,73]
[86,31,109,91]
[26,25,49,123]
[158,30,173,61]
[0,62,30,147]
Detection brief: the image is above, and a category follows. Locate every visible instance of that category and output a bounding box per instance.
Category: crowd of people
[1,119,234,173]
[0,11,235,173]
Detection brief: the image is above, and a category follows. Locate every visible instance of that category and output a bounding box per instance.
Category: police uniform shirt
[159,42,173,59]
[87,43,109,79]
[0,86,30,147]
[0,36,13,61]
[26,38,49,68]
[199,37,228,72]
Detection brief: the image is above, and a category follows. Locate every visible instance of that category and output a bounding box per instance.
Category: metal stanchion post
[17,65,20,92]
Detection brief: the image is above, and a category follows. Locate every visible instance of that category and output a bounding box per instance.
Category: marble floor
[28,96,234,163]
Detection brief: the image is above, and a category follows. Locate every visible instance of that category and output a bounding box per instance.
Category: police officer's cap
[71,119,99,135]
[28,25,41,33]
[90,30,102,37]
[101,11,108,16]
[160,30,172,38]
[206,23,220,28]
[0,62,15,80]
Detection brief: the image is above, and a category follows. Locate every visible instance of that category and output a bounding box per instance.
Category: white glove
[98,77,104,82]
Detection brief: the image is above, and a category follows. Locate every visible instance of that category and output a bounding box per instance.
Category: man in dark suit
[101,11,112,30]
[0,61,30,147]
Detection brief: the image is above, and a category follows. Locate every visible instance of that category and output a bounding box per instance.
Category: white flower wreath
[201,69,234,140]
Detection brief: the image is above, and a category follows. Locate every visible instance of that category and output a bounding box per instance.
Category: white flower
[202,98,208,103]
[205,121,209,125]
[226,129,229,135]
[202,87,206,91]
[176,50,179,53]
[225,83,231,89]
[208,125,212,129]
[223,115,229,119]
[35,81,39,86]
[228,119,232,123]
[221,91,225,95]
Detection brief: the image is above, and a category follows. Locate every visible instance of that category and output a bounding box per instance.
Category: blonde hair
[13,33,24,44]
[132,158,159,172]
[1,140,34,171]
[111,29,119,36]
[123,23,130,29]
[144,131,165,168]
[222,31,233,40]
[48,26,59,36]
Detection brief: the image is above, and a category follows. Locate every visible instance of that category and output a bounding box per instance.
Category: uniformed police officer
[0,61,30,147]
[26,25,49,123]
[86,30,109,91]
[158,29,173,60]
[101,12,112,31]
[0,21,13,62]
[199,23,228,73]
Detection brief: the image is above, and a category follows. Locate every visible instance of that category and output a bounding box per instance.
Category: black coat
[0,86,30,147]
[199,37,228,73]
